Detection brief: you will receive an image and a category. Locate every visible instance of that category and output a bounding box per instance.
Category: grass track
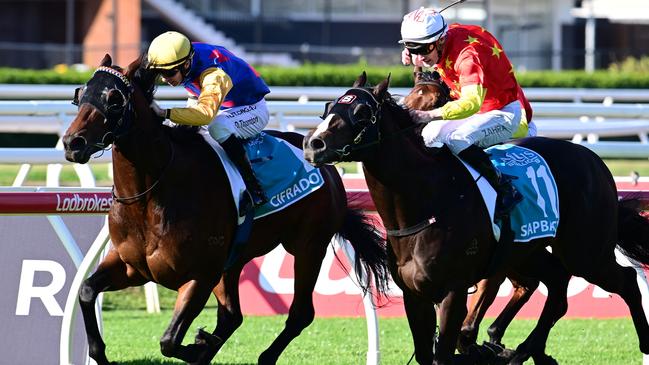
[102,307,640,364]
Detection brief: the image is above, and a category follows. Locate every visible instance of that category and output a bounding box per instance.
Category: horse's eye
[106,89,124,109]
[353,103,372,121]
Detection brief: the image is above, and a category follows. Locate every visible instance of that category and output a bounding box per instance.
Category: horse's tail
[336,208,391,298]
[617,198,649,266]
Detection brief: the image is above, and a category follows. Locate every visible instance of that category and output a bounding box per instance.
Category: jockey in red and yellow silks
[400,7,533,220]
[147,31,270,208]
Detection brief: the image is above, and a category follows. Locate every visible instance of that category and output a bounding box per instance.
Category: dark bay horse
[303,72,649,365]
[62,55,390,365]
[402,70,541,356]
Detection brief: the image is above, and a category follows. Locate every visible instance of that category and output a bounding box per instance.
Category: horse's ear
[373,73,391,99]
[353,71,367,87]
[100,54,112,67]
[125,56,145,79]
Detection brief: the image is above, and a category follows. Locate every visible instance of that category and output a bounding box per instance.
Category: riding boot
[221,135,268,209]
[457,145,523,220]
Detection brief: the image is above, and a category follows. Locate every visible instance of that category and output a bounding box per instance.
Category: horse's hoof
[450,353,475,365]
[531,353,558,365]
[186,329,223,365]
[507,354,528,365]
[258,351,278,365]
[496,348,516,362]
[194,328,222,347]
[457,331,478,354]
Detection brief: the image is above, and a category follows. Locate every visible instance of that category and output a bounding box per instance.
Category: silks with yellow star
[432,23,531,138]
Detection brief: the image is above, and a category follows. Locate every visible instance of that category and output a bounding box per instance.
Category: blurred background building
[1,0,648,70]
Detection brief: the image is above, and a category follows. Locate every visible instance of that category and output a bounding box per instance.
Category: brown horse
[62,55,391,365]
[402,70,541,356]
[303,72,649,365]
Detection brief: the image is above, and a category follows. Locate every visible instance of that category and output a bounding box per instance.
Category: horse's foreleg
[434,289,467,365]
[458,274,505,353]
[159,279,215,363]
[486,272,539,347]
[257,243,327,365]
[403,290,437,365]
[188,269,245,365]
[79,250,147,365]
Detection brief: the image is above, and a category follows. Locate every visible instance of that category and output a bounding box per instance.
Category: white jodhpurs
[421,100,522,154]
[208,98,270,143]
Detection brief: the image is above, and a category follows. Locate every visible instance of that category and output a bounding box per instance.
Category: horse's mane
[378,87,449,159]
[125,54,205,144]
[377,88,427,137]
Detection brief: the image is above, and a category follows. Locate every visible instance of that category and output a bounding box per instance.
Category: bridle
[413,71,452,107]
[327,87,425,160]
[72,66,135,149]
[329,87,385,159]
[71,65,174,204]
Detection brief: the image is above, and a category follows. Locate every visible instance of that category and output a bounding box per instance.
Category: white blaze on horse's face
[311,114,335,139]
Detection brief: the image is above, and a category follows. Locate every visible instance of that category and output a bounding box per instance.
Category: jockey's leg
[443,102,524,220]
[220,134,268,208]
[457,144,522,219]
[207,99,270,210]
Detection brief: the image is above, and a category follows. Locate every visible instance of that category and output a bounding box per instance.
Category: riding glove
[150,101,168,119]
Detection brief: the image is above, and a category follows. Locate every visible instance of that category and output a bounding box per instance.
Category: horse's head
[403,70,452,111]
[63,54,156,164]
[304,72,394,166]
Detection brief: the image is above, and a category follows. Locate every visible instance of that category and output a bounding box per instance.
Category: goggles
[159,68,181,78]
[404,42,436,55]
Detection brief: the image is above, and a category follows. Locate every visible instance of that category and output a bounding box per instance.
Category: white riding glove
[150,101,168,119]
[401,48,412,66]
[409,108,443,124]
[421,120,447,148]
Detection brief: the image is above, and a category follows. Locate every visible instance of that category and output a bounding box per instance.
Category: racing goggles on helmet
[159,67,181,78]
[404,42,436,55]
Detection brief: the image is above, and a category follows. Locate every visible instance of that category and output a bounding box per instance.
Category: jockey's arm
[439,83,486,120]
[168,68,233,125]
[410,84,485,123]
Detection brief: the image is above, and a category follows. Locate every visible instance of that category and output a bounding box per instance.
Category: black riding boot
[221,135,268,209]
[458,144,523,220]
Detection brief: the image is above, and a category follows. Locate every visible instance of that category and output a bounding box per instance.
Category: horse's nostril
[309,138,326,151]
[68,136,87,151]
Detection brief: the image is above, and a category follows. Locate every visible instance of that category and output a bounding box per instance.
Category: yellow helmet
[147,31,192,70]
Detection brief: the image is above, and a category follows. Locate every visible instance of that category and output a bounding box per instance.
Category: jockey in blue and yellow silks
[147,31,270,208]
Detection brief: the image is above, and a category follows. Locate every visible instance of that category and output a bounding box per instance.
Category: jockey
[147,31,270,208]
[400,7,535,220]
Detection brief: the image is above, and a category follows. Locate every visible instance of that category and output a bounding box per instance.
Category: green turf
[101,307,639,364]
[0,163,113,186]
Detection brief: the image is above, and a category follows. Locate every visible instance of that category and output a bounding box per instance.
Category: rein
[111,138,176,204]
[85,66,174,204]
[386,216,438,237]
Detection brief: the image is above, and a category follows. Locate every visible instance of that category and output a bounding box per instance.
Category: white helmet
[399,7,448,44]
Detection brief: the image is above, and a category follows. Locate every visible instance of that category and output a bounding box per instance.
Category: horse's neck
[361,132,447,229]
[110,129,172,202]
